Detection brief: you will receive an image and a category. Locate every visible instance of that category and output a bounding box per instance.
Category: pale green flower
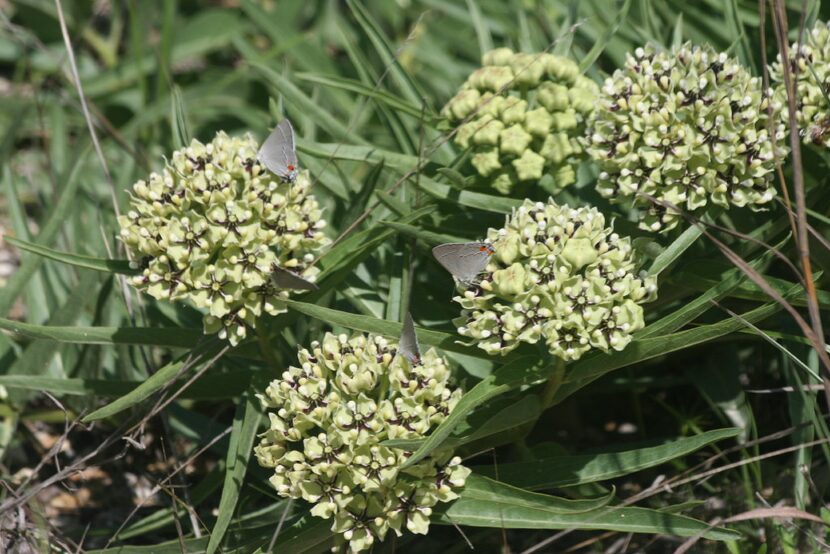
[118,131,328,345]
[771,20,830,147]
[587,43,786,232]
[453,199,657,361]
[254,332,469,552]
[443,48,599,194]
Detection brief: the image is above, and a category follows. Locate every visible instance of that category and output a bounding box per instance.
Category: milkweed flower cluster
[453,199,657,361]
[442,48,599,194]
[771,20,830,146]
[587,43,785,232]
[254,332,470,552]
[118,132,328,345]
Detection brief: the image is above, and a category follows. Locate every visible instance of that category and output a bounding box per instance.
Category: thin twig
[103,425,233,547]
[770,0,829,400]
[53,0,120,220]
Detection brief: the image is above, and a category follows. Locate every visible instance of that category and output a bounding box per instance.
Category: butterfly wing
[398,312,421,363]
[276,119,298,168]
[271,266,318,291]
[432,242,493,282]
[258,119,298,179]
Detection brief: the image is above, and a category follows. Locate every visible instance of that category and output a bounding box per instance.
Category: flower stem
[541,357,566,408]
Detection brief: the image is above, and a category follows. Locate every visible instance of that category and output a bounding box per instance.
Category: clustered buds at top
[118,132,328,345]
[771,20,830,146]
[587,43,786,232]
[453,199,657,361]
[254,332,469,552]
[442,48,599,194]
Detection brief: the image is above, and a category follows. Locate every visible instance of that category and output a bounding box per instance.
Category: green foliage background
[2,0,830,552]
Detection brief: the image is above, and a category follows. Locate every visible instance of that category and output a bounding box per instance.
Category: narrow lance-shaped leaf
[206,386,263,553]
[401,356,550,469]
[474,427,740,489]
[5,236,136,275]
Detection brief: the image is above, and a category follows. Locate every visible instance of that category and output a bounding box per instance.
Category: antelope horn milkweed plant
[1,1,830,553]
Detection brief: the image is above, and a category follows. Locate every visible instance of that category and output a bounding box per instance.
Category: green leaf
[456,474,614,514]
[385,395,541,452]
[465,0,493,56]
[401,356,549,469]
[316,206,435,282]
[84,9,246,96]
[416,176,522,214]
[0,372,250,400]
[555,300,783,403]
[578,0,633,72]
[5,273,101,404]
[282,299,495,361]
[297,139,418,171]
[83,344,223,422]
[207,387,263,554]
[5,236,136,275]
[0,148,88,316]
[380,220,463,246]
[345,0,426,107]
[438,492,738,541]
[295,73,435,121]
[647,225,702,277]
[87,515,333,553]
[170,84,192,149]
[474,427,740,489]
[638,265,750,340]
[0,317,201,347]
[251,63,367,145]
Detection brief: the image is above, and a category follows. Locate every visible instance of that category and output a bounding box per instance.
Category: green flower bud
[442,48,599,194]
[452,199,657,360]
[118,131,329,345]
[770,21,830,147]
[587,43,786,232]
[512,149,546,181]
[254,332,469,552]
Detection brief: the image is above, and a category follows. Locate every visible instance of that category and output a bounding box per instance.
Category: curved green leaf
[207,387,263,553]
[384,395,541,452]
[380,220,464,245]
[282,299,495,361]
[83,344,224,422]
[401,356,549,469]
[296,73,436,121]
[0,317,201,347]
[345,0,427,107]
[5,236,136,275]
[251,63,367,145]
[556,300,783,403]
[416,177,522,214]
[438,496,738,541]
[0,371,250,400]
[474,427,740,489]
[457,474,614,514]
[297,139,418,171]
[647,225,703,277]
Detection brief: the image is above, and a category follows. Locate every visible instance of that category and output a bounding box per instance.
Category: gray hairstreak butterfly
[258,119,299,183]
[432,242,495,283]
[270,265,318,291]
[398,312,421,364]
